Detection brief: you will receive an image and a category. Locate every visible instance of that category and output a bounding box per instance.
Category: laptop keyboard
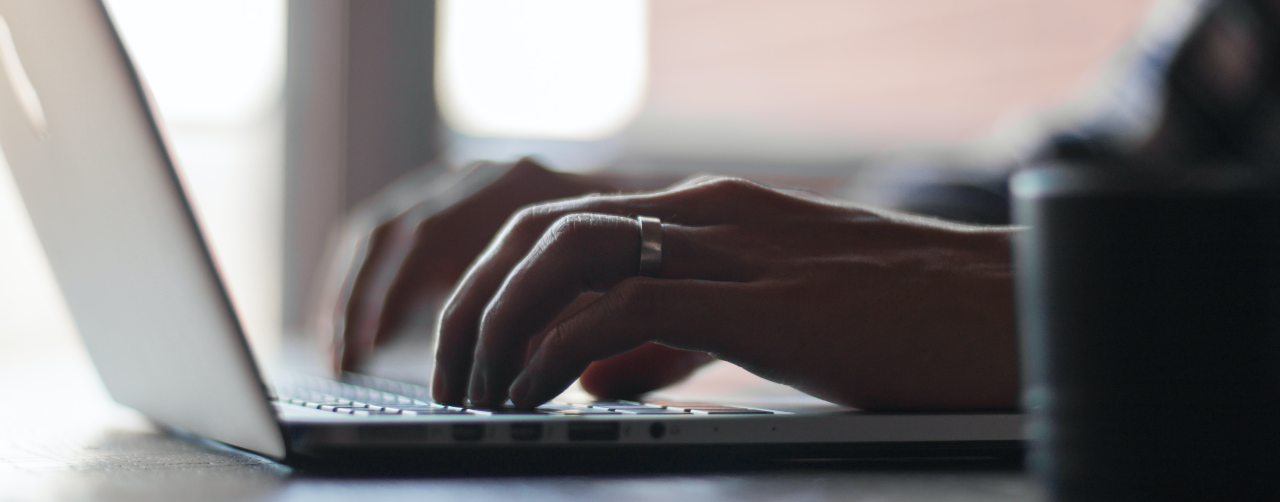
[272,373,774,417]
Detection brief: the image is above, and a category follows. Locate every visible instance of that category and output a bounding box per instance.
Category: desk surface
[0,340,1041,502]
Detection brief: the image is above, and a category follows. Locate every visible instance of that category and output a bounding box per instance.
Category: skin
[327,158,700,396]
[328,159,1019,412]
[325,0,1280,412]
[328,160,625,371]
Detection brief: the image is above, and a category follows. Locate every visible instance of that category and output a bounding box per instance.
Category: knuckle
[680,176,770,201]
[367,216,416,253]
[696,176,796,207]
[506,157,551,178]
[509,202,560,235]
[703,176,760,193]
[677,174,722,187]
[544,213,598,248]
[509,205,541,230]
[368,219,398,243]
[497,205,545,243]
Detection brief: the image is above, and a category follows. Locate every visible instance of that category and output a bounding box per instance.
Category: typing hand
[434,177,1020,411]
[324,158,711,399]
[325,159,613,371]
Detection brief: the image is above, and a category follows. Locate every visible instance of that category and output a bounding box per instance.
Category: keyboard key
[445,404,553,415]
[616,408,691,414]
[589,404,663,411]
[330,407,371,414]
[664,405,743,412]
[550,409,621,415]
[483,409,550,415]
[647,401,725,408]
[306,401,361,408]
[688,409,774,415]
[400,409,470,416]
[351,409,403,416]
[590,400,646,407]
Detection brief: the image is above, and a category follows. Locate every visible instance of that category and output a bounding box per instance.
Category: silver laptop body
[0,0,1022,464]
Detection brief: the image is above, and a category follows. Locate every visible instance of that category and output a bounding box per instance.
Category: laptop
[0,0,1022,466]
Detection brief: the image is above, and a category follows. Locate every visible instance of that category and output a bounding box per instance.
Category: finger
[579,343,715,399]
[467,215,754,406]
[311,219,364,370]
[507,278,732,408]
[370,159,611,351]
[367,211,497,351]
[433,178,788,403]
[463,213,636,405]
[324,163,499,371]
[336,218,414,372]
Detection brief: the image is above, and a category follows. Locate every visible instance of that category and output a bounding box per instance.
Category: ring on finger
[637,216,662,278]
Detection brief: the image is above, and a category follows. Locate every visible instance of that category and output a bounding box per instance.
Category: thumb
[579,343,715,399]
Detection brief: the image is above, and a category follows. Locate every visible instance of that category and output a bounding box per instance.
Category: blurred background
[0,0,1160,366]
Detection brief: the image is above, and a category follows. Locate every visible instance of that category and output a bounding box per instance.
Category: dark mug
[1011,165,1280,501]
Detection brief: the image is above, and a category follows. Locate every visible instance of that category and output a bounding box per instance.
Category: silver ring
[637,216,662,277]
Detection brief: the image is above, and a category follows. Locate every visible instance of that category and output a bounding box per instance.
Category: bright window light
[98,0,287,358]
[437,0,649,140]
[102,0,286,124]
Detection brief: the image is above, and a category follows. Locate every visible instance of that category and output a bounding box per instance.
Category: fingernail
[431,371,449,403]
[468,367,487,405]
[509,371,533,407]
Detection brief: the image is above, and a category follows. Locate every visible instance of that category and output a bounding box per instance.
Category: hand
[325,159,618,371]
[324,158,714,394]
[528,292,716,399]
[434,177,1019,411]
